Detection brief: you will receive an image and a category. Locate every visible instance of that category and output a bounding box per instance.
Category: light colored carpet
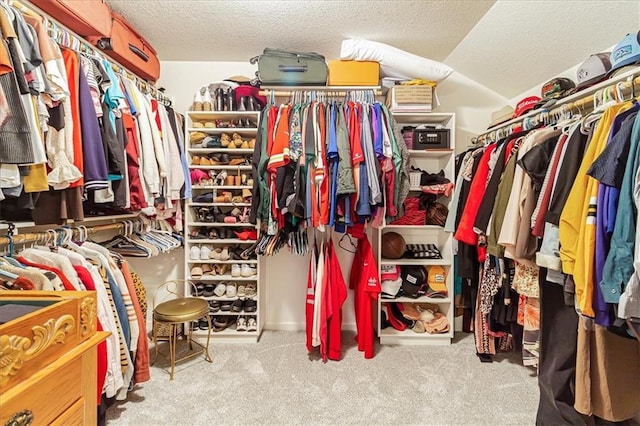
[106,331,539,425]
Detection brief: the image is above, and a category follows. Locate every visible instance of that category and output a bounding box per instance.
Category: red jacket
[454,144,496,260]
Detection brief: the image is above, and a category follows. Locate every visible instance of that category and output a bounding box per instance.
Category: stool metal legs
[151,317,213,380]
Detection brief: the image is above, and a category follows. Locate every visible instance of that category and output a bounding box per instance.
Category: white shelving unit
[376,112,456,346]
[184,110,264,343]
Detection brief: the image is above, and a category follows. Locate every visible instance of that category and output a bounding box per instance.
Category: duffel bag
[250,48,327,86]
[30,0,112,38]
[91,13,160,81]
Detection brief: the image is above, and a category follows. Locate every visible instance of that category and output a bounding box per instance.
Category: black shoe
[231,299,244,313]
[244,300,257,313]
[203,284,215,297]
[198,318,209,330]
[209,300,221,312]
[220,301,233,312]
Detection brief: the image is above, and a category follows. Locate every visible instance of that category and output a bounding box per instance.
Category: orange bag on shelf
[91,13,160,81]
[30,0,112,38]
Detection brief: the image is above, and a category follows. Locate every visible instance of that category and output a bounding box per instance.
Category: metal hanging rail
[473,66,640,145]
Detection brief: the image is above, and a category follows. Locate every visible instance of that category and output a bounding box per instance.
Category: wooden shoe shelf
[375,112,456,346]
[184,110,264,343]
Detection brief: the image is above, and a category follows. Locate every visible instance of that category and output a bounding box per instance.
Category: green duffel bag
[250,48,328,86]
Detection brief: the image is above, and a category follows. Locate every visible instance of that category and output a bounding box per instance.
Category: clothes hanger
[338,232,357,254]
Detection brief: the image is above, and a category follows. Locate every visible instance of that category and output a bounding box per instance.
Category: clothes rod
[475,70,640,143]
[259,89,383,97]
[0,220,138,246]
[14,0,171,105]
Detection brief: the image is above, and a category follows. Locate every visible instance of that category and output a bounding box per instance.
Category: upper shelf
[187,111,260,119]
[261,85,381,92]
[391,112,455,125]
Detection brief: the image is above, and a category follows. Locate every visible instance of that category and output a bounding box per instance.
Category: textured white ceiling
[445,0,640,99]
[105,0,640,98]
[105,0,495,62]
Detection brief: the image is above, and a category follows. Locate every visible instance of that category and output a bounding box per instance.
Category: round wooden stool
[152,281,212,380]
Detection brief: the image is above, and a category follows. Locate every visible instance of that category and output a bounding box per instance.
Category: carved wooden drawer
[0,291,108,425]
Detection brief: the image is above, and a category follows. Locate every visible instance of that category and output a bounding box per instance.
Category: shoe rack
[376,112,456,346]
[184,110,264,343]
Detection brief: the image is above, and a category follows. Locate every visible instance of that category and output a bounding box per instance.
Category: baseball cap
[381,264,400,281]
[514,96,541,117]
[608,32,640,76]
[576,53,612,90]
[489,105,515,128]
[381,277,402,299]
[426,265,448,298]
[400,265,427,299]
[540,77,576,100]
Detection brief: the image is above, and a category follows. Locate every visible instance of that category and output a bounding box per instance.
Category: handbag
[250,48,327,86]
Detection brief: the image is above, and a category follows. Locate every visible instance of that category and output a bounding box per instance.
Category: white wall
[155,60,507,330]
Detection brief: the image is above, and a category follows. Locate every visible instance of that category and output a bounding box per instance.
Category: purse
[250,48,328,86]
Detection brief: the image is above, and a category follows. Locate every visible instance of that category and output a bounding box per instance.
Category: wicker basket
[410,171,421,189]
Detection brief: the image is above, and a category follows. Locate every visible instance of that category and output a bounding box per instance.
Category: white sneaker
[200,245,211,260]
[231,264,241,277]
[241,264,256,277]
[189,245,201,260]
[226,282,237,298]
[246,317,257,332]
[236,316,247,332]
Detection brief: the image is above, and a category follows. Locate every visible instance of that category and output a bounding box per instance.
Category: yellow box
[328,60,379,86]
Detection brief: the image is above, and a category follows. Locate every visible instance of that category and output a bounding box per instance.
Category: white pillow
[340,39,454,83]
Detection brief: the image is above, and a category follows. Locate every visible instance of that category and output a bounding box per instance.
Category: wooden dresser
[0,291,109,426]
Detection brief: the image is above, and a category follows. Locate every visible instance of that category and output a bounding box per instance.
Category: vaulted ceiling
[106,0,640,98]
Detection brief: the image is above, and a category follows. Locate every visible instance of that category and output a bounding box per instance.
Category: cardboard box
[386,85,434,112]
[328,60,379,86]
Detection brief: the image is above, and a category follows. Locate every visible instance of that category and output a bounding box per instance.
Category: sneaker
[200,245,211,260]
[214,282,227,297]
[237,283,247,298]
[245,282,257,298]
[231,264,241,277]
[236,316,247,332]
[226,282,237,298]
[240,264,255,277]
[246,317,257,332]
[189,245,201,260]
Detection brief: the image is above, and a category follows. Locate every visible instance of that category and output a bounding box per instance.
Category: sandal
[192,155,202,165]
[231,195,244,204]
[192,121,204,128]
[190,266,203,279]
[248,138,256,149]
[237,283,247,298]
[245,283,257,297]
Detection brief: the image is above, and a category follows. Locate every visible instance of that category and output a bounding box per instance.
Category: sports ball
[381,232,406,259]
